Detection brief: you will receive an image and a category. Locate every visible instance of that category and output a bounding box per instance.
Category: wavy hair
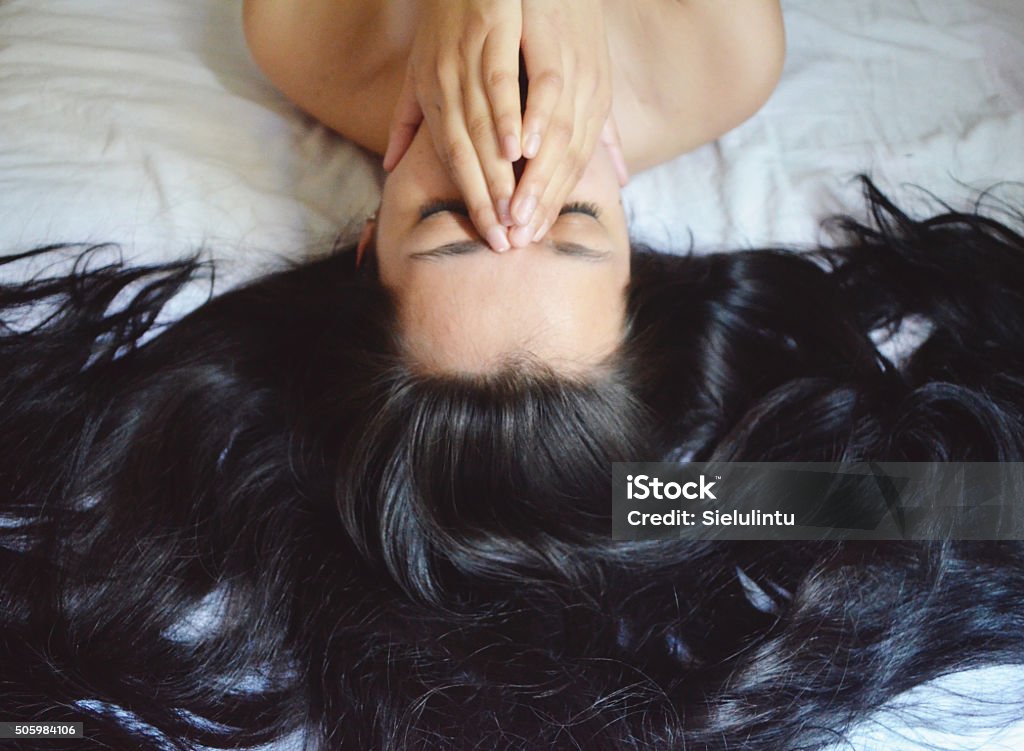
[2,180,1024,749]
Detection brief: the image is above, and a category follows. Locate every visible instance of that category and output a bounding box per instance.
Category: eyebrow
[410,241,611,262]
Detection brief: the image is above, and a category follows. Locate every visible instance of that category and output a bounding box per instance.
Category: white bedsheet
[2,1,1023,278]
[1,1,1023,748]
[628,0,1024,251]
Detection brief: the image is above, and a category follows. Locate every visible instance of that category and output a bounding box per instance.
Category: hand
[382,0,523,252]
[508,0,627,247]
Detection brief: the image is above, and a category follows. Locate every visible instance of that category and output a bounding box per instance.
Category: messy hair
[2,179,1024,749]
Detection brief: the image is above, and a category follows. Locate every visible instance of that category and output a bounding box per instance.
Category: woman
[3,3,1024,751]
[241,0,787,382]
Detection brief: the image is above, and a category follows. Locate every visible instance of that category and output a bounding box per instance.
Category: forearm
[607,0,786,172]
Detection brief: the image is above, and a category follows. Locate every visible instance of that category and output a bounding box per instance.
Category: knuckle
[443,140,471,171]
[535,70,564,95]
[433,57,456,84]
[550,119,574,143]
[495,113,519,135]
[466,114,492,142]
[486,68,516,92]
[464,13,488,37]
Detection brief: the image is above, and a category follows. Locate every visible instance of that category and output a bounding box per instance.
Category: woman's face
[376,127,631,375]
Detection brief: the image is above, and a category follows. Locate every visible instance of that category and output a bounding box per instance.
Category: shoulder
[606,0,786,172]
[242,0,386,88]
[242,0,407,153]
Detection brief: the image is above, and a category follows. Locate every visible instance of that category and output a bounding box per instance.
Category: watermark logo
[625,473,718,501]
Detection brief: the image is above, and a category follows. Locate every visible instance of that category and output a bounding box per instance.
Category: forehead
[396,251,628,374]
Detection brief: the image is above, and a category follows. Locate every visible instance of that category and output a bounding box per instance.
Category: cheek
[374,180,409,288]
[390,129,457,195]
[375,167,424,272]
[575,144,617,189]
[379,147,460,238]
[568,149,626,225]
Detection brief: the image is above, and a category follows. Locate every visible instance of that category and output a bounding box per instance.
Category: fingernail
[497,199,513,226]
[486,226,510,252]
[524,133,541,159]
[513,195,537,225]
[502,135,520,161]
[509,224,533,248]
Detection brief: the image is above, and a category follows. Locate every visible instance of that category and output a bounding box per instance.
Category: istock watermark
[612,462,1024,541]
[625,473,718,500]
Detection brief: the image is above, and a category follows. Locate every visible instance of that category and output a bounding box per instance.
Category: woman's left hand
[509,0,628,247]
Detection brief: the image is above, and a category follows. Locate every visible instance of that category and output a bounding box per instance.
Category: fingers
[482,29,522,164]
[510,99,572,230]
[429,74,510,251]
[510,59,611,247]
[393,50,513,251]
[509,109,601,247]
[478,28,521,226]
[433,117,511,251]
[507,115,573,242]
[457,37,515,247]
[436,28,517,247]
[519,33,564,162]
[382,71,423,172]
[391,3,525,251]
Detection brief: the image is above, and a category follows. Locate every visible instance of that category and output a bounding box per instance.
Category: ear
[356,216,376,268]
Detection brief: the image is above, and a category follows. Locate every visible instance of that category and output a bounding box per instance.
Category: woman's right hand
[382,0,523,252]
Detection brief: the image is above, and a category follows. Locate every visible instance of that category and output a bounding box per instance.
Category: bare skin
[242,0,786,374]
[243,0,786,234]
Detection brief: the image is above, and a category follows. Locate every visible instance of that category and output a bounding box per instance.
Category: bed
[1,1,1023,748]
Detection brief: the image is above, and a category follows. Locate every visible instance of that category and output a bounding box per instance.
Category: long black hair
[2,179,1024,749]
